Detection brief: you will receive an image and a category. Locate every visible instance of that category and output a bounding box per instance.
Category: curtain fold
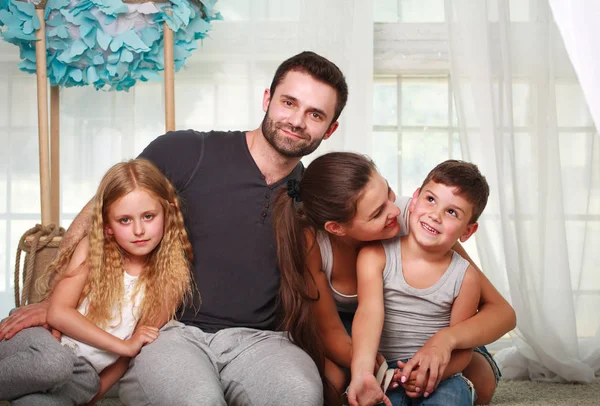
[446,0,600,382]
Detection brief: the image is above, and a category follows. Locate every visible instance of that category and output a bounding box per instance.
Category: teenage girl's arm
[399,265,481,398]
[399,243,516,395]
[46,237,159,358]
[305,231,353,368]
[0,200,94,341]
[347,243,391,406]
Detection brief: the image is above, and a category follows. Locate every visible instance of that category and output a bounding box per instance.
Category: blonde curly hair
[39,159,195,328]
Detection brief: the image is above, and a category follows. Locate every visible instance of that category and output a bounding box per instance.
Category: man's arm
[59,199,94,252]
[0,200,94,340]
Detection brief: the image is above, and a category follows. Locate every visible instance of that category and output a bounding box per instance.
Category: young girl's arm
[305,231,352,368]
[46,238,158,358]
[89,309,171,405]
[347,243,391,406]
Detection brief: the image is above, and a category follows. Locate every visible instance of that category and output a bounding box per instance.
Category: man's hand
[395,336,452,398]
[0,301,60,341]
[347,373,392,406]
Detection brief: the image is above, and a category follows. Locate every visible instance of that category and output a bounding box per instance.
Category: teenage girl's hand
[0,301,61,341]
[395,336,452,398]
[122,326,159,357]
[347,373,392,406]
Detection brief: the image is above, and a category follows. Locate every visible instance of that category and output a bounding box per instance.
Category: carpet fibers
[2,378,599,405]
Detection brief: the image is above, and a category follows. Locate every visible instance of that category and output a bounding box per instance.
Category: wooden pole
[35,8,51,226]
[50,86,60,225]
[163,12,175,132]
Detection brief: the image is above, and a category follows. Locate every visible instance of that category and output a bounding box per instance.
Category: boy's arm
[305,232,353,368]
[400,264,481,397]
[347,244,391,406]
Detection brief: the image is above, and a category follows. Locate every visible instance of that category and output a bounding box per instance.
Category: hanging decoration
[0,0,221,90]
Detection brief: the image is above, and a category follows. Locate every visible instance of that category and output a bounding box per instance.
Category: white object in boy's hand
[376,361,395,393]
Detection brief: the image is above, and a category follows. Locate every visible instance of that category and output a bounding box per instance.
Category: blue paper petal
[0,0,220,90]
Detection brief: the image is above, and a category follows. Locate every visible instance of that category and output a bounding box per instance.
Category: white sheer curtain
[549,0,600,143]
[446,0,600,382]
[0,0,373,317]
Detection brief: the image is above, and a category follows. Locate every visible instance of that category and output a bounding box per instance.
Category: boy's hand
[123,326,159,357]
[347,373,392,406]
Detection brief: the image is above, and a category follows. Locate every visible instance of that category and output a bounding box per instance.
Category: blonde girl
[0,159,194,405]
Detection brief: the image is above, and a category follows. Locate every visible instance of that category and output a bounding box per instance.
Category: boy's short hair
[269,51,348,124]
[420,160,489,223]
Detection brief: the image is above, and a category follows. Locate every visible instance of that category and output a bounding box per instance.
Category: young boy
[348,160,489,406]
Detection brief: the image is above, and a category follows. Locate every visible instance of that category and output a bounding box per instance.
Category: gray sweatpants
[119,320,323,406]
[0,326,99,405]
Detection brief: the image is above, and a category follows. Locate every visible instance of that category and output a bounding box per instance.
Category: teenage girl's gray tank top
[315,196,413,314]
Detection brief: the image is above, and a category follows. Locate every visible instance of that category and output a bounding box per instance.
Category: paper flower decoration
[0,0,221,90]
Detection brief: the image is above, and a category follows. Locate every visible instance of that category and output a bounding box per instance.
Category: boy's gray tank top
[316,196,412,314]
[378,236,470,361]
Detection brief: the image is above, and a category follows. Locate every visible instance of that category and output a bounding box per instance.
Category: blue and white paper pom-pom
[0,0,220,90]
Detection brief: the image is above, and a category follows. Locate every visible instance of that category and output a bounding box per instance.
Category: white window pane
[374,0,399,22]
[178,82,217,129]
[575,294,600,338]
[372,131,399,194]
[217,84,250,128]
[10,77,37,123]
[217,0,251,21]
[10,128,40,214]
[559,133,594,216]
[401,0,445,22]
[134,84,164,133]
[402,77,448,127]
[452,132,462,159]
[555,82,594,128]
[373,78,398,126]
[512,81,530,128]
[400,131,451,194]
[265,0,300,21]
[509,0,530,22]
[0,220,5,292]
[0,75,8,125]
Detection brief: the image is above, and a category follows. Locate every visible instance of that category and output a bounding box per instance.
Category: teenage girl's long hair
[272,152,377,405]
[39,159,194,328]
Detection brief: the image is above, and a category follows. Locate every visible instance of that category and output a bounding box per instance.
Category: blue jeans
[387,366,475,406]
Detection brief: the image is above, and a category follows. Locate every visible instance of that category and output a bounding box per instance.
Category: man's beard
[261,114,325,158]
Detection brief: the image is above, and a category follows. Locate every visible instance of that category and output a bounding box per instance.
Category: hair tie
[287,179,302,202]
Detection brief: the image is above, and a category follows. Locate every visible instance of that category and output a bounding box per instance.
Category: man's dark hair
[420,160,490,223]
[269,51,348,124]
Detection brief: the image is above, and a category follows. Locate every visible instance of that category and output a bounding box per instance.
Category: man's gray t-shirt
[139,130,303,333]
